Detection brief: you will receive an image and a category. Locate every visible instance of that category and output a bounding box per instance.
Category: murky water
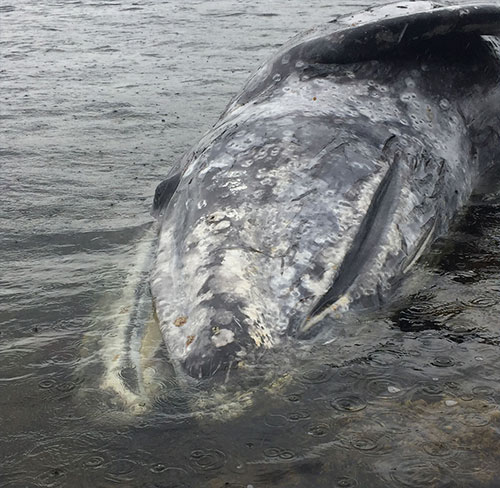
[2,0,500,486]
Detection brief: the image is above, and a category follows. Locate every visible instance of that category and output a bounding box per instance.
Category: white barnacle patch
[259,177,275,186]
[400,92,416,103]
[221,179,248,193]
[242,304,275,348]
[227,133,257,153]
[224,208,244,221]
[301,270,337,298]
[330,294,351,312]
[294,249,314,266]
[211,328,235,348]
[207,211,226,223]
[214,220,231,231]
[439,98,450,111]
[405,77,416,89]
[217,249,252,294]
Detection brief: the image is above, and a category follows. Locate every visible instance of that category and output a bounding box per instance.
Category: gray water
[2,0,500,486]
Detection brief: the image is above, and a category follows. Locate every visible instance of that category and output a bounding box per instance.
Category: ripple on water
[264,412,289,428]
[104,458,138,483]
[364,376,404,399]
[189,448,226,472]
[458,412,492,427]
[84,454,106,469]
[49,350,79,365]
[263,446,296,460]
[350,435,378,452]
[286,392,302,402]
[336,476,358,487]
[390,460,449,487]
[55,379,79,392]
[421,441,454,458]
[330,395,367,412]
[153,383,199,412]
[38,378,57,389]
[462,296,498,308]
[287,410,310,422]
[298,365,332,384]
[367,349,405,367]
[307,422,330,437]
[345,433,394,456]
[430,356,455,368]
[149,465,189,480]
[418,381,444,396]
[471,385,496,397]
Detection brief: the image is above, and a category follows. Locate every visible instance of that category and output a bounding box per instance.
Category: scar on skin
[212,329,235,348]
[174,316,188,327]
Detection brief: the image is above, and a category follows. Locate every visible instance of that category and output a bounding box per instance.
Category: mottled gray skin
[152,2,500,379]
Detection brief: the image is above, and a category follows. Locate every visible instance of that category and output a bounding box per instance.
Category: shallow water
[2,0,500,486]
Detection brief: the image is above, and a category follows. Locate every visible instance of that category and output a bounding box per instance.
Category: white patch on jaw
[211,328,235,348]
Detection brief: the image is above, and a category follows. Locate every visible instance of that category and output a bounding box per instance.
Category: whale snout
[162,297,257,379]
[182,330,242,379]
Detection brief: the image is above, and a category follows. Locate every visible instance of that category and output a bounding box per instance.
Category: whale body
[151,2,500,379]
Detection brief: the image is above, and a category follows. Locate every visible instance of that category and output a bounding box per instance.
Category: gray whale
[151,1,500,379]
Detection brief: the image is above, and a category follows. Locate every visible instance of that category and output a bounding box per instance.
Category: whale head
[151,2,500,379]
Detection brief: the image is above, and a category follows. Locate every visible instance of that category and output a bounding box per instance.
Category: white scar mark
[211,328,235,347]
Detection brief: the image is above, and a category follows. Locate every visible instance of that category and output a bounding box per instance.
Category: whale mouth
[181,335,242,380]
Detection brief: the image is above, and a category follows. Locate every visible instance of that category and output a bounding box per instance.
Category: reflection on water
[2,0,500,486]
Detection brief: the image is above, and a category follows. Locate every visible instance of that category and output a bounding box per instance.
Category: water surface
[2,0,500,486]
